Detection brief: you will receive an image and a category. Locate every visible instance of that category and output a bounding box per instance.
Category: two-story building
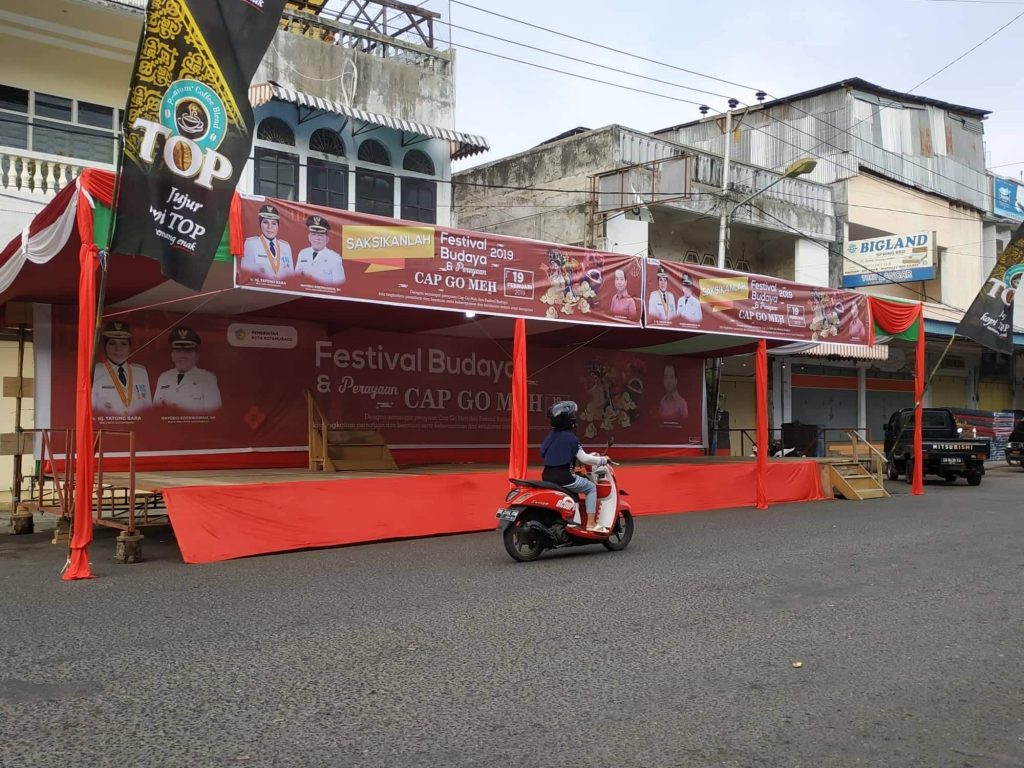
[0,0,487,502]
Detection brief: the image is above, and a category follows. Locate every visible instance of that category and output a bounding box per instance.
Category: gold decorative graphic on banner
[125,0,244,162]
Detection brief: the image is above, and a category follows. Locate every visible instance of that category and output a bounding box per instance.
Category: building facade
[455,79,1022,451]
[0,0,487,499]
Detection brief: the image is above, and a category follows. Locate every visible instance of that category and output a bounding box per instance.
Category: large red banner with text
[234,197,645,327]
[644,259,871,344]
[49,311,703,462]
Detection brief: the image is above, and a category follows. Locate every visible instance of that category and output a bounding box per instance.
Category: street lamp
[716,157,818,269]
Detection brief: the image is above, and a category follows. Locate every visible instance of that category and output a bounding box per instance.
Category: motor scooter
[497,445,634,562]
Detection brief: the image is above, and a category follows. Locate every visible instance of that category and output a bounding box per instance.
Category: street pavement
[2,465,1023,768]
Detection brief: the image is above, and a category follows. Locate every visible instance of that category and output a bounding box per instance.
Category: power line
[906,9,1024,93]
[440,15,733,101]
[434,8,1000,213]
[449,0,756,94]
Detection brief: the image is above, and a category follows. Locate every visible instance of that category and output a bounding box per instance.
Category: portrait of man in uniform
[294,214,345,286]
[92,320,152,416]
[675,273,703,324]
[647,266,676,322]
[153,326,222,414]
[241,204,294,278]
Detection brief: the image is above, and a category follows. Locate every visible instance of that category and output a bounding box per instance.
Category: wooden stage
[81,454,881,563]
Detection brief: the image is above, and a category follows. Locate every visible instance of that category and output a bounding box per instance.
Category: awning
[248,82,489,160]
[770,341,890,360]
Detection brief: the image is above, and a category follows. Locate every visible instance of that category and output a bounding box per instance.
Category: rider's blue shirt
[540,430,580,485]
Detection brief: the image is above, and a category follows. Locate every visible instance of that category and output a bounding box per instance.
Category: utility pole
[717,98,739,268]
[709,98,738,454]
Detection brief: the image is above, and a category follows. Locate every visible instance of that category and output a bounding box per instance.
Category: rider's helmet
[549,400,578,431]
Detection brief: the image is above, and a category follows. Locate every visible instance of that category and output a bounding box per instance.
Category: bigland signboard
[842,231,936,288]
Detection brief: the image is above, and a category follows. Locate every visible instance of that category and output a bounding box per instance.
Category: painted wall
[846,174,984,311]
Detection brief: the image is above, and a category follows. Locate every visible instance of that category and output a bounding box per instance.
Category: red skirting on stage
[164,460,826,564]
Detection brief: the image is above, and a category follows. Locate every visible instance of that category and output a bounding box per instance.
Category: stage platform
[94,458,829,564]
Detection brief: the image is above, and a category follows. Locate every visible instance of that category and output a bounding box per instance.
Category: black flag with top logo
[955,223,1024,355]
[110,0,287,290]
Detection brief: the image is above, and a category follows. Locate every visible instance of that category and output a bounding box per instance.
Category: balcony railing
[0,147,113,199]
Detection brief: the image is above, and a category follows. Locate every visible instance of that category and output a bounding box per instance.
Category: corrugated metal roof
[248,82,489,160]
[656,78,989,136]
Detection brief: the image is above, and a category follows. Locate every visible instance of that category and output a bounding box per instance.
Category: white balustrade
[0,149,113,198]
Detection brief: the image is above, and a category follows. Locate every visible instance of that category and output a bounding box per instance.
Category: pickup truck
[883,407,990,486]
[1006,419,1024,468]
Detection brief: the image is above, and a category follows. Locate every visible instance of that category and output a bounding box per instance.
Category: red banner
[644,259,871,344]
[235,197,644,327]
[49,311,703,462]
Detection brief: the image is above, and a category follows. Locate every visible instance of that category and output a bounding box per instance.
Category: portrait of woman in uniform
[92,320,152,416]
[153,326,222,414]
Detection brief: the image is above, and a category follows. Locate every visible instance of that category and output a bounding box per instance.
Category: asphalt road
[2,466,1023,768]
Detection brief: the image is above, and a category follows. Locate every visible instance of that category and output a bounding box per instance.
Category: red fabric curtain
[913,304,924,495]
[755,338,768,510]
[64,186,98,580]
[508,318,528,482]
[869,296,920,336]
[78,168,115,208]
[870,297,925,496]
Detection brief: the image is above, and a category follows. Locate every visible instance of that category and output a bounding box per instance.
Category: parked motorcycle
[497,449,633,562]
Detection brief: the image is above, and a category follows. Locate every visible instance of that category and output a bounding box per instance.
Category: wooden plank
[0,432,33,455]
[3,377,34,398]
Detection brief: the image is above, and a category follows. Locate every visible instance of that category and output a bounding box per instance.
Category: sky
[404,0,1024,183]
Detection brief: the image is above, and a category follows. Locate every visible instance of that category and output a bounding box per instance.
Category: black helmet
[549,400,578,430]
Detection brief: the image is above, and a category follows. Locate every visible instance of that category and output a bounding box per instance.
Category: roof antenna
[699,105,710,116]
[756,91,767,103]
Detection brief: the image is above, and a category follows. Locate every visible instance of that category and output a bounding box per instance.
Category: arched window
[255,119,297,199]
[307,129,348,211]
[309,128,345,157]
[357,139,390,166]
[256,117,295,146]
[402,149,434,175]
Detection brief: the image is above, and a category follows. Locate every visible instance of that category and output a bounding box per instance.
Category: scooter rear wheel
[602,509,634,552]
[503,520,544,562]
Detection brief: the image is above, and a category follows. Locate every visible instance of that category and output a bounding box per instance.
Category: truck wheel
[966,473,982,487]
[887,461,900,481]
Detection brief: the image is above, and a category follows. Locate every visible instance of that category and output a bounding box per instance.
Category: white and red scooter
[497,442,634,562]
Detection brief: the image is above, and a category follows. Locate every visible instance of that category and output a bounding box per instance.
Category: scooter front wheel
[602,509,634,551]
[503,520,544,562]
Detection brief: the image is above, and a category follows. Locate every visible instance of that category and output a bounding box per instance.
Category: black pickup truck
[883,407,990,486]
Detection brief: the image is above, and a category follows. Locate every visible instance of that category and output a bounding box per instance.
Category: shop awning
[248,82,489,160]
[789,341,890,361]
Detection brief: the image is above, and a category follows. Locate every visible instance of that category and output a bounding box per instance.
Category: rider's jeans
[563,475,596,524]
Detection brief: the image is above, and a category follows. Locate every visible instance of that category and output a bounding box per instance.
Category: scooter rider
[540,401,610,533]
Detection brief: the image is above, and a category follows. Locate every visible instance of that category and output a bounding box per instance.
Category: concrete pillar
[794,239,830,287]
[966,357,980,408]
[857,365,867,435]
[772,358,784,429]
